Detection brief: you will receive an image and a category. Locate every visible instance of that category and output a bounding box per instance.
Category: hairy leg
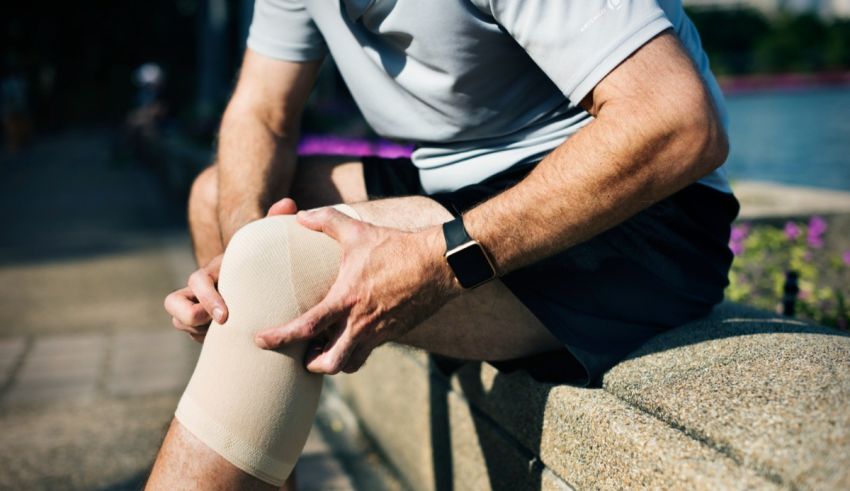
[148,420,274,491]
[155,158,562,489]
[170,156,365,490]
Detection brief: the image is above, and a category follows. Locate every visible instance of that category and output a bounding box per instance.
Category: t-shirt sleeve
[484,0,672,104]
[246,0,328,61]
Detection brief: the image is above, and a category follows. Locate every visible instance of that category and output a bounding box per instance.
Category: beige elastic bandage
[174,205,358,486]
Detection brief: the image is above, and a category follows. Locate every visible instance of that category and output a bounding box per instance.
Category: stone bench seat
[329,302,850,490]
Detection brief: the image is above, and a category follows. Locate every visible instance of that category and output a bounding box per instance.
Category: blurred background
[0,1,848,489]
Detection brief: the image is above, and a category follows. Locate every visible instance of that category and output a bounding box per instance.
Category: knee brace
[174,205,357,486]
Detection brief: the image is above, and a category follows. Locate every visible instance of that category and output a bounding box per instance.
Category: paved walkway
[0,131,388,490]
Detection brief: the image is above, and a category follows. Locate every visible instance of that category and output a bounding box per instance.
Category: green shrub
[726,216,849,330]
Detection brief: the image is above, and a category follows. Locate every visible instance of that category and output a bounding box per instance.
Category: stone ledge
[331,303,850,490]
[604,303,850,490]
[732,181,850,219]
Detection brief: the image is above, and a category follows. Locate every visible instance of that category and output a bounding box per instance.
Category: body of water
[723,87,850,191]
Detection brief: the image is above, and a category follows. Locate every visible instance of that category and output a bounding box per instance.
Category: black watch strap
[441,216,497,289]
[442,216,471,251]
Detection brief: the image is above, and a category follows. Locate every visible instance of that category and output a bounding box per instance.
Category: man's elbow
[676,102,729,177]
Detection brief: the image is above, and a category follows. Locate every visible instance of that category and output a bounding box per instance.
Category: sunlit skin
[148,30,728,489]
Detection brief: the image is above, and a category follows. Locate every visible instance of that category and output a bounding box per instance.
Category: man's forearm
[463,101,726,275]
[216,107,298,243]
[459,33,729,276]
[212,52,322,245]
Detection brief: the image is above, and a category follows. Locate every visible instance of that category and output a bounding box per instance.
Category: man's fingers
[171,316,208,335]
[164,288,212,327]
[255,297,344,349]
[306,330,357,375]
[187,269,227,324]
[267,197,298,217]
[297,207,361,242]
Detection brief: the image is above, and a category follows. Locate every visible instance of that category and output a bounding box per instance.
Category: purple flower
[808,215,828,236]
[806,216,827,249]
[842,250,850,266]
[809,215,827,232]
[784,221,801,240]
[730,224,749,243]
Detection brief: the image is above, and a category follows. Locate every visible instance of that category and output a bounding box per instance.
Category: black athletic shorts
[363,156,740,387]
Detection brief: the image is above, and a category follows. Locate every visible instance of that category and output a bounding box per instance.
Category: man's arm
[216,49,322,243]
[254,31,729,374]
[463,30,729,273]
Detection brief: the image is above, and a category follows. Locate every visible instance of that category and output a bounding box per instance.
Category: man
[149,0,738,488]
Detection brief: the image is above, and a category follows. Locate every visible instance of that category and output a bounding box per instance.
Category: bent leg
[353,196,563,359]
[150,197,561,488]
[148,206,360,489]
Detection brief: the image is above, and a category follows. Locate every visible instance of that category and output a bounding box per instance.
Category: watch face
[446,242,495,289]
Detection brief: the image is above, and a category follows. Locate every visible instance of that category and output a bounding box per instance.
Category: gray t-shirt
[248,0,730,193]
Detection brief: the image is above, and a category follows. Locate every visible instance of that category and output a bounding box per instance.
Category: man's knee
[188,165,218,219]
[174,213,357,485]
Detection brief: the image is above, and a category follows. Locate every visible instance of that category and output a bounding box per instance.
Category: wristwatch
[442,216,497,289]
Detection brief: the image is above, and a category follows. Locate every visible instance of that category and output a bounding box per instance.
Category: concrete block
[333,302,848,490]
[335,344,436,491]
[446,389,571,491]
[604,303,850,490]
[334,306,820,490]
[452,361,775,490]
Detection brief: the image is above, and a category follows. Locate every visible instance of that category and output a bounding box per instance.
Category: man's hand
[165,255,225,343]
[255,207,459,374]
[165,198,300,342]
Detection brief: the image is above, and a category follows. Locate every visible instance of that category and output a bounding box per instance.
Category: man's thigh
[287,156,562,360]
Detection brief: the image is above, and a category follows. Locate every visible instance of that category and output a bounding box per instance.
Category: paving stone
[4,380,99,404]
[0,337,27,388]
[297,427,355,491]
[106,330,197,396]
[297,454,355,491]
[106,361,191,396]
[4,334,105,404]
[0,131,393,490]
[26,333,106,358]
[301,425,331,455]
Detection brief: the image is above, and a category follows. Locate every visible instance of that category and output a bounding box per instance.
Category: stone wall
[330,302,850,490]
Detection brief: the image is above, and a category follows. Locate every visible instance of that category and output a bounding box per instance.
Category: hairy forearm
[463,98,727,275]
[216,107,298,243]
[212,52,322,244]
[449,32,729,276]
